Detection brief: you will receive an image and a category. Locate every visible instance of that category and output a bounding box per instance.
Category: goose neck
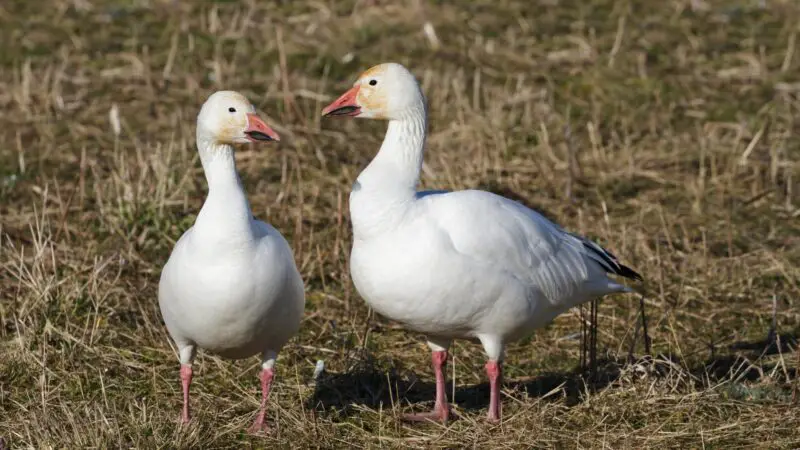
[193,132,254,244]
[350,107,427,238]
[357,106,427,195]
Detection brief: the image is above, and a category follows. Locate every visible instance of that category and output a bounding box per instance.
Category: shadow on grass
[702,332,799,382]
[307,333,798,419]
[307,356,623,419]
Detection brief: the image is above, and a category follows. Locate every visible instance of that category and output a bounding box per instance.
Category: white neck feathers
[350,105,427,238]
[192,129,254,245]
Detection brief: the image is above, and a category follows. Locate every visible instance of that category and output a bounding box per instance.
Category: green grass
[1,0,799,448]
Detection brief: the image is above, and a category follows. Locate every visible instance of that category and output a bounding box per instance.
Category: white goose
[159,91,305,433]
[321,63,641,423]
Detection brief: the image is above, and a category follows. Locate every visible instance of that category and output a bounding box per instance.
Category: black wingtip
[578,236,643,282]
[616,263,643,282]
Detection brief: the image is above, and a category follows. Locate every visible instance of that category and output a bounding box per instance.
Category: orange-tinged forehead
[343,64,392,118]
[358,64,387,81]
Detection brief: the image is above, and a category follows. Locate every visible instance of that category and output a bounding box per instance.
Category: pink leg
[403,350,450,423]
[248,367,274,434]
[180,364,192,424]
[485,360,502,423]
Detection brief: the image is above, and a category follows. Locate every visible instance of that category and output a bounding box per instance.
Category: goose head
[197,91,280,144]
[321,63,424,121]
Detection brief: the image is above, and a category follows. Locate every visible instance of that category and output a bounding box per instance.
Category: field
[1,0,799,447]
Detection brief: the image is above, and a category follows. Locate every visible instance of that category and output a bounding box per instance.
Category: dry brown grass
[1,0,799,448]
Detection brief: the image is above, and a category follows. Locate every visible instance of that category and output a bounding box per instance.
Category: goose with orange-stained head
[159,91,304,434]
[322,63,642,424]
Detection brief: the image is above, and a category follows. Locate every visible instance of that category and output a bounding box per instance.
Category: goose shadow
[307,333,798,419]
[701,332,798,382]
[306,357,623,419]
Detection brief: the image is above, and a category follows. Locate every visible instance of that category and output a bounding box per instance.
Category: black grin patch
[326,105,360,116]
[245,131,274,141]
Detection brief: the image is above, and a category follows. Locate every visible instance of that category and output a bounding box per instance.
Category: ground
[1,0,799,448]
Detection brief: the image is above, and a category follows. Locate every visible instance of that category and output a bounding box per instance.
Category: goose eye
[369,79,377,86]
[228,107,236,113]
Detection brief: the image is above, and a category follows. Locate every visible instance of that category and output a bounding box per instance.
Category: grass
[1,0,799,447]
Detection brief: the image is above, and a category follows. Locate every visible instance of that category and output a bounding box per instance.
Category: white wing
[418,189,640,307]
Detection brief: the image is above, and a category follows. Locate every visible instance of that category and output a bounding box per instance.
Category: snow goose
[159,91,305,432]
[321,63,642,423]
